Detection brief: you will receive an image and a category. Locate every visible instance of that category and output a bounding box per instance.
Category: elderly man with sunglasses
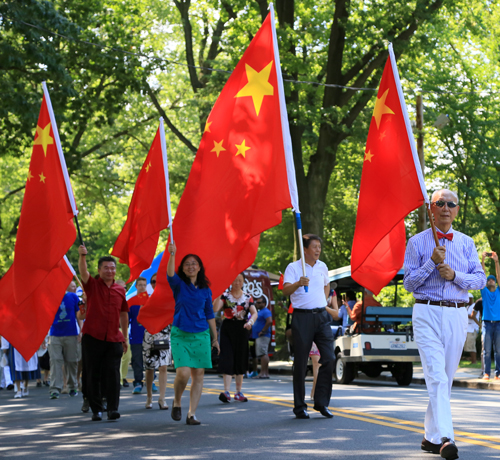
[404,189,485,460]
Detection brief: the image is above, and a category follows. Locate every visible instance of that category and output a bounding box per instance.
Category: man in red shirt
[78,245,129,422]
[346,289,382,333]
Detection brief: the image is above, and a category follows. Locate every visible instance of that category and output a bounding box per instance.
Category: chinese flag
[0,259,74,360]
[11,94,76,304]
[112,126,170,283]
[351,47,427,295]
[139,13,292,332]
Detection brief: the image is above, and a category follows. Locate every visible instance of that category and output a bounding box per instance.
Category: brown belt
[426,300,467,308]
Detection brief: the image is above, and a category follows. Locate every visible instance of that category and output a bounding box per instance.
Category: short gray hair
[431,189,459,204]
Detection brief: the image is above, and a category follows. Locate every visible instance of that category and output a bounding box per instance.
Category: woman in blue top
[167,242,219,426]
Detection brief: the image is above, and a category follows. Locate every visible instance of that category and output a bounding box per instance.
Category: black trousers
[291,309,334,414]
[82,334,123,414]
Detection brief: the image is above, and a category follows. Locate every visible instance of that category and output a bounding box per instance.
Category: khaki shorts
[255,336,270,357]
[464,331,478,352]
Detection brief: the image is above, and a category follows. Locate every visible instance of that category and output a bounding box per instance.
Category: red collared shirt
[82,276,129,342]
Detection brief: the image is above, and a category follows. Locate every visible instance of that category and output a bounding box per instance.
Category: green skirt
[170,326,212,369]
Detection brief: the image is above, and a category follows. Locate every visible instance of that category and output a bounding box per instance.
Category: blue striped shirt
[403,226,486,302]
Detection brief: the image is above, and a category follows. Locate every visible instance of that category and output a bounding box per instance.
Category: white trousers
[413,302,467,444]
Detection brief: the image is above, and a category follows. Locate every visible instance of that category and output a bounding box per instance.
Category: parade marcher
[214,273,257,403]
[403,189,486,459]
[480,252,500,380]
[250,297,273,379]
[127,277,148,394]
[473,298,485,377]
[283,234,335,419]
[78,245,129,422]
[5,338,40,398]
[167,242,219,425]
[143,273,172,410]
[48,281,81,399]
[116,279,132,388]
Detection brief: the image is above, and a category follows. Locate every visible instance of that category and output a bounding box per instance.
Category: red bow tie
[437,232,453,241]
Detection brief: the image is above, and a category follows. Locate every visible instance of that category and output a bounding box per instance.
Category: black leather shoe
[440,438,458,460]
[122,379,129,388]
[421,437,441,454]
[81,398,90,413]
[107,410,120,421]
[186,415,201,425]
[91,412,102,421]
[295,410,310,419]
[313,405,334,418]
[171,404,182,421]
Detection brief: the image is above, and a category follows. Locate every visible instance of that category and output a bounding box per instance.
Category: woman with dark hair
[167,242,219,425]
[213,273,257,403]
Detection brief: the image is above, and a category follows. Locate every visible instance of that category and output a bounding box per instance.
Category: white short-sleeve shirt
[283,259,329,310]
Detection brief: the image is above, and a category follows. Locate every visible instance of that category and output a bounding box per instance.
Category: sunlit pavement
[1,371,499,459]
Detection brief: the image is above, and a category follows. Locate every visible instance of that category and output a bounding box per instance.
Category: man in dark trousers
[283,234,334,419]
[78,245,129,422]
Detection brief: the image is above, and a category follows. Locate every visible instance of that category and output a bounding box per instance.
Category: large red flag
[112,122,171,282]
[351,45,428,295]
[11,87,77,304]
[139,12,294,332]
[0,258,74,360]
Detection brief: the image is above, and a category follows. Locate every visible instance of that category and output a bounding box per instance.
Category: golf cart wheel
[335,353,354,384]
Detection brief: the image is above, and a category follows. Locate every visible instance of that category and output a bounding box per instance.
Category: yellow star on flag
[364,151,374,162]
[39,172,46,183]
[235,139,251,158]
[379,131,387,141]
[235,61,274,116]
[204,121,212,133]
[372,89,394,130]
[211,140,226,158]
[145,162,152,172]
[33,122,54,156]
[27,170,34,181]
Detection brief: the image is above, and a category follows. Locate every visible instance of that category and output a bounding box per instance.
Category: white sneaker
[14,391,22,399]
[20,382,25,390]
[22,389,29,397]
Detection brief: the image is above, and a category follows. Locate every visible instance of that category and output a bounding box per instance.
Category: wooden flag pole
[426,203,440,247]
[74,215,84,246]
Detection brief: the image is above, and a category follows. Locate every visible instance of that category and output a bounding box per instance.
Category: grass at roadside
[459,359,481,369]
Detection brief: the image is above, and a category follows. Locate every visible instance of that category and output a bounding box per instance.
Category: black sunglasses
[432,200,458,208]
[151,280,156,284]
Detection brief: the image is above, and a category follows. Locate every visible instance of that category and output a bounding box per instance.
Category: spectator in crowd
[142,271,171,410]
[464,294,479,364]
[116,279,131,388]
[1,337,14,390]
[48,281,81,399]
[346,288,381,333]
[127,276,148,394]
[78,245,129,422]
[36,335,50,387]
[339,291,357,334]
[6,339,40,399]
[283,233,335,419]
[480,251,500,381]
[214,273,257,403]
[250,297,272,379]
[167,242,219,425]
[473,298,485,377]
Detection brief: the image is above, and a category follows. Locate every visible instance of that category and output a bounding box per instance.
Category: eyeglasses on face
[183,262,199,268]
[432,200,458,208]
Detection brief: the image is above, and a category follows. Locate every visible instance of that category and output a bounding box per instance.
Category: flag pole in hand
[159,117,174,246]
[426,203,440,247]
[295,212,308,293]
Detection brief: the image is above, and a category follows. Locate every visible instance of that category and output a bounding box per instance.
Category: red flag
[0,84,77,359]
[139,12,293,332]
[11,90,76,304]
[0,259,74,360]
[278,272,284,290]
[112,124,170,282]
[351,45,428,295]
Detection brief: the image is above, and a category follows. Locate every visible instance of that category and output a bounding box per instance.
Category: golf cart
[330,266,419,386]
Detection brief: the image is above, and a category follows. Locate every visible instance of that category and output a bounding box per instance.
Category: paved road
[1,371,499,459]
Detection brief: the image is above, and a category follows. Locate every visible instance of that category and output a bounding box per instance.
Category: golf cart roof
[328,266,405,291]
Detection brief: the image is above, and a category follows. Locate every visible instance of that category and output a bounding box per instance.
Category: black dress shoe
[171,404,182,421]
[313,405,334,418]
[107,410,120,421]
[122,379,129,388]
[440,438,458,460]
[421,437,441,454]
[81,398,90,413]
[295,410,310,419]
[91,412,102,421]
[186,415,201,425]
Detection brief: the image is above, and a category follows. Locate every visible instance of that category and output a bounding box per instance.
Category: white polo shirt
[283,259,329,310]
